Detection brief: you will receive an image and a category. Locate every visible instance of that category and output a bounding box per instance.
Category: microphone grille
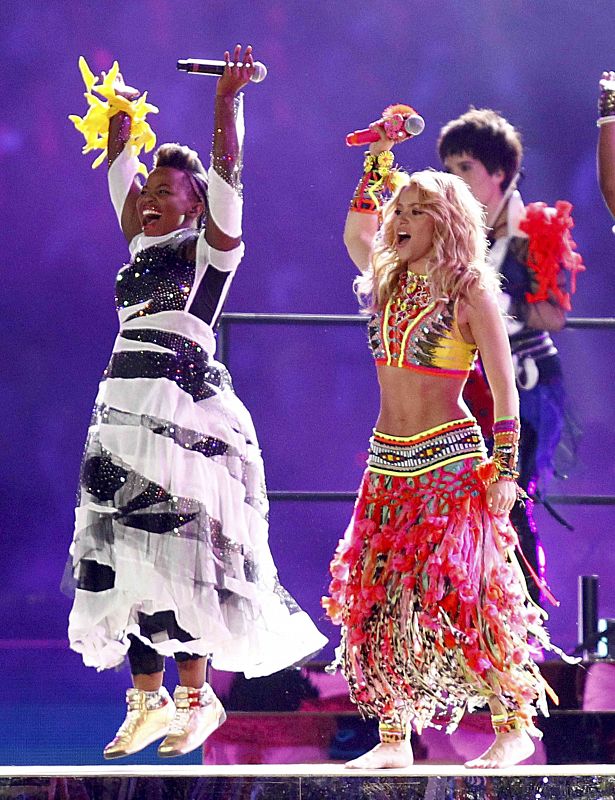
[404,114,425,136]
[251,61,268,84]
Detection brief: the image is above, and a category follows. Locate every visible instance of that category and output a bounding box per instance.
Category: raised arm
[205,44,256,253]
[344,134,394,272]
[597,71,615,219]
[598,123,615,218]
[105,74,145,243]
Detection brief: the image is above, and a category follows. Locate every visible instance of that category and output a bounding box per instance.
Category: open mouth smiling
[142,209,162,227]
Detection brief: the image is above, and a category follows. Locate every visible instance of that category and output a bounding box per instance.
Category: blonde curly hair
[355,169,498,311]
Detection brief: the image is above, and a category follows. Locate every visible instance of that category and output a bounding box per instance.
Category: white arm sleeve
[196,234,245,273]
[206,92,244,238]
[206,166,243,239]
[108,146,140,226]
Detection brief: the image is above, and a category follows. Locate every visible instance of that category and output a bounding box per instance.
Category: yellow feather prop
[69,56,158,174]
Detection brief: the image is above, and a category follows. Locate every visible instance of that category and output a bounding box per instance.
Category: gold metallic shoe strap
[174,685,214,709]
[126,689,147,711]
[127,687,169,711]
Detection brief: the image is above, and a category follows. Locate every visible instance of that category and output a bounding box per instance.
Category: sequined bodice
[107,230,224,403]
[368,270,477,376]
[116,233,196,321]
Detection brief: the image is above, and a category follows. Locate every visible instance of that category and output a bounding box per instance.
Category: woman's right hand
[217,44,256,97]
[368,123,395,156]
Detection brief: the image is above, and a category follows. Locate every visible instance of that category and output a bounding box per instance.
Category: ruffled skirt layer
[67,320,326,676]
[323,420,553,735]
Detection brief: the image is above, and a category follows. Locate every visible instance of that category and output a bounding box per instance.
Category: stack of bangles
[477,416,521,487]
[378,720,406,743]
[597,73,615,127]
[492,416,521,482]
[491,712,525,734]
[349,150,395,214]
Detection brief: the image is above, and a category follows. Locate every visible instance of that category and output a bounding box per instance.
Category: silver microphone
[177,58,267,84]
[404,114,425,136]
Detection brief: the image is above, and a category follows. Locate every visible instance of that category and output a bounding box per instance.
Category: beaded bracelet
[491,416,520,481]
[378,720,406,743]
[476,416,520,486]
[491,712,526,734]
[349,150,395,214]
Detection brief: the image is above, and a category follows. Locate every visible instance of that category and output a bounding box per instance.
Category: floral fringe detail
[322,459,555,736]
[518,201,585,312]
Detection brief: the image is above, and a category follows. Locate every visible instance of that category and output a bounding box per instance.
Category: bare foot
[345,740,413,769]
[465,730,535,769]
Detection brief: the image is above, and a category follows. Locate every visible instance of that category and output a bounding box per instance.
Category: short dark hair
[437,108,522,191]
[152,143,208,223]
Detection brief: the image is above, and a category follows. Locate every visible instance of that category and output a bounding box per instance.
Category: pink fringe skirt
[322,418,554,735]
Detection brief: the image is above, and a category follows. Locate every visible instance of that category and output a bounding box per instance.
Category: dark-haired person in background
[438,109,583,606]
[65,45,326,760]
[598,71,615,219]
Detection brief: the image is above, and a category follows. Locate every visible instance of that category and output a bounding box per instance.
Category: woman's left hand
[486,479,517,517]
[217,44,256,97]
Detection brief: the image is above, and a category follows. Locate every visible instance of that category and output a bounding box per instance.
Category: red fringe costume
[323,419,556,737]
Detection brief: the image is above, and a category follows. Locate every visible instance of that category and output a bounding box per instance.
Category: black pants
[74,562,204,675]
[128,610,202,675]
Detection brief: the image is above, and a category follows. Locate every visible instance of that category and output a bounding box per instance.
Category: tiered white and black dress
[67,227,327,676]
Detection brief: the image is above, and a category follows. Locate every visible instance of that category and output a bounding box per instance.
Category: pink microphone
[346,103,425,147]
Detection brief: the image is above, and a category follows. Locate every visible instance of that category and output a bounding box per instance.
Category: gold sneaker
[157,684,226,758]
[103,687,175,760]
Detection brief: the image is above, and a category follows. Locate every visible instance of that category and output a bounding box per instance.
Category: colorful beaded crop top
[367,270,477,377]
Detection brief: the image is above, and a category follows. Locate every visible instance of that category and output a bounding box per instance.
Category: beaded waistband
[368,418,486,477]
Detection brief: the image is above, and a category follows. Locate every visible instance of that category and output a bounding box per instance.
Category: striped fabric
[67,228,326,676]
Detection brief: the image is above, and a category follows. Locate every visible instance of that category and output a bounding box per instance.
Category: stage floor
[3,764,615,800]
[2,763,615,776]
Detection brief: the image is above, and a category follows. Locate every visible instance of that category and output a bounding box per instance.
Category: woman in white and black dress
[66,44,326,760]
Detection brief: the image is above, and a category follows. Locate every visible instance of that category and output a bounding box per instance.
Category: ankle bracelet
[379,720,406,743]
[491,712,526,734]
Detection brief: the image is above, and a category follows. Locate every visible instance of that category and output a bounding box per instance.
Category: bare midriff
[376,364,470,437]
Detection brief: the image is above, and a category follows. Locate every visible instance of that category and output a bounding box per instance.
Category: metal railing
[218,313,615,507]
